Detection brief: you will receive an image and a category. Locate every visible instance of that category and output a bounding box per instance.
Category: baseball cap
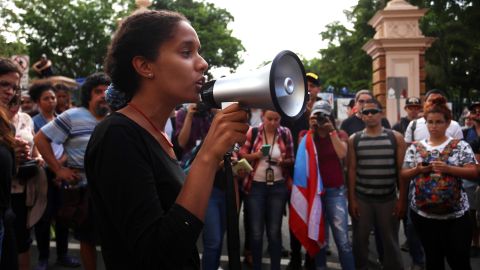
[310,100,332,117]
[405,97,421,107]
[306,72,320,86]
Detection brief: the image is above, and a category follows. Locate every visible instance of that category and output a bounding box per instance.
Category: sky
[202,0,359,77]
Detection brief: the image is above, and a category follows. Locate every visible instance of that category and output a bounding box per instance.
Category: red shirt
[313,131,347,188]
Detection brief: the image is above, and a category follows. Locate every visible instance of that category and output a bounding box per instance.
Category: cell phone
[421,161,429,166]
[260,144,271,156]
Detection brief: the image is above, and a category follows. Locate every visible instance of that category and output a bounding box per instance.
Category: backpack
[413,139,462,215]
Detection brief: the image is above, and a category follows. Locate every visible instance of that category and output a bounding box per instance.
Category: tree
[308,0,480,117]
[2,0,135,78]
[153,0,245,77]
[0,35,28,58]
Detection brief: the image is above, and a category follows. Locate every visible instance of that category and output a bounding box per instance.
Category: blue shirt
[41,107,98,185]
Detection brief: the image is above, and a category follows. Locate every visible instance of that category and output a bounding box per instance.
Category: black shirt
[0,144,14,216]
[340,115,391,136]
[85,113,203,270]
[392,117,411,135]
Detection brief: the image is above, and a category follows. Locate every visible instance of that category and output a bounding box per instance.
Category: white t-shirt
[404,117,463,143]
[253,142,283,182]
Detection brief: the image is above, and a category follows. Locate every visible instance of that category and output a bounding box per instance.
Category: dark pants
[34,167,70,261]
[411,211,472,270]
[0,208,18,270]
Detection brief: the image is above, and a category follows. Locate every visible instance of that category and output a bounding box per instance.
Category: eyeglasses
[426,120,446,126]
[361,109,381,115]
[0,81,19,92]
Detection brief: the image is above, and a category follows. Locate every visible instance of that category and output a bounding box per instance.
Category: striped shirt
[41,107,98,186]
[354,129,397,202]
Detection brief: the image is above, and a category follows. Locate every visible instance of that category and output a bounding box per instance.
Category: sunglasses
[361,109,381,115]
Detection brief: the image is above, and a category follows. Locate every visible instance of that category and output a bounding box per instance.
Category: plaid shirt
[239,123,294,193]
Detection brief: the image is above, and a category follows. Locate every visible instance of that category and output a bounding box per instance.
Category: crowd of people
[0,8,479,270]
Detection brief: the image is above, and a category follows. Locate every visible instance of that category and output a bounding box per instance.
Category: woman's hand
[14,137,31,164]
[320,119,335,133]
[430,160,450,174]
[198,103,249,163]
[416,162,433,174]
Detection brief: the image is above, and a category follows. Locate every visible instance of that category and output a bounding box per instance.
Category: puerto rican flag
[289,131,325,256]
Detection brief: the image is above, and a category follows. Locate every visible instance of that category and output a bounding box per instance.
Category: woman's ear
[132,56,155,79]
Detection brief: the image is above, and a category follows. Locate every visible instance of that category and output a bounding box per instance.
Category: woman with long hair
[401,96,478,270]
[84,10,248,269]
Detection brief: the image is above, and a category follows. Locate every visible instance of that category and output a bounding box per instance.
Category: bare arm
[34,131,77,182]
[330,130,347,159]
[347,135,359,219]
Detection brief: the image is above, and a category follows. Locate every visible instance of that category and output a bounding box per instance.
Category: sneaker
[56,255,81,267]
[34,259,49,270]
[401,240,409,252]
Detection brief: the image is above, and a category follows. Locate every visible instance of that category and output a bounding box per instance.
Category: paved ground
[29,207,480,269]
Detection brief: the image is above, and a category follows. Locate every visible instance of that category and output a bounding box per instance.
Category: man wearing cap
[306,72,322,112]
[404,89,463,143]
[393,97,422,135]
[284,72,321,270]
[340,90,391,136]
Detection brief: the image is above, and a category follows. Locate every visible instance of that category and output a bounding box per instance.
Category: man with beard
[34,72,110,270]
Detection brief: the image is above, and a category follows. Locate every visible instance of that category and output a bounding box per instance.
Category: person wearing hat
[291,100,354,270]
[305,72,322,112]
[404,89,463,144]
[393,97,422,135]
[284,72,322,270]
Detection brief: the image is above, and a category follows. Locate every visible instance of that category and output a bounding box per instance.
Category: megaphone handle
[223,153,241,270]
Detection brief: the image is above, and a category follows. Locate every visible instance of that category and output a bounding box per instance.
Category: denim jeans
[202,187,227,270]
[246,180,288,270]
[315,186,355,270]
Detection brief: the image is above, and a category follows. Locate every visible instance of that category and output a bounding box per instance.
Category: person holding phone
[239,110,294,270]
[401,96,478,270]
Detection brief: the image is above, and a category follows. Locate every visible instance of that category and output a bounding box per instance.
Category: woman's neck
[428,135,448,146]
[40,109,55,121]
[128,94,175,131]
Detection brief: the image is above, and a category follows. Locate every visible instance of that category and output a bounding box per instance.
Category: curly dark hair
[104,10,188,101]
[424,96,452,122]
[80,72,111,108]
[0,58,21,77]
[28,82,54,103]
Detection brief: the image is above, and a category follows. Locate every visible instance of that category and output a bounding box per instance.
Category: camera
[316,112,329,125]
[421,161,429,167]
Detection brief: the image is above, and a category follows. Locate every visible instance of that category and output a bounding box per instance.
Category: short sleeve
[457,140,476,165]
[41,111,71,144]
[403,143,418,169]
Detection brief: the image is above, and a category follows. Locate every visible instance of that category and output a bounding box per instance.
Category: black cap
[405,97,421,107]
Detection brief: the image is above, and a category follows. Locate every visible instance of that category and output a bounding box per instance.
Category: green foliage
[308,0,480,114]
[0,35,28,58]
[153,0,244,77]
[3,0,135,78]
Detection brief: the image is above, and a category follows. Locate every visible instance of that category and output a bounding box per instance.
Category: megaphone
[201,50,308,121]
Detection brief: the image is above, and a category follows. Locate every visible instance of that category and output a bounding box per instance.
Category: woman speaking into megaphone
[84,10,249,270]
